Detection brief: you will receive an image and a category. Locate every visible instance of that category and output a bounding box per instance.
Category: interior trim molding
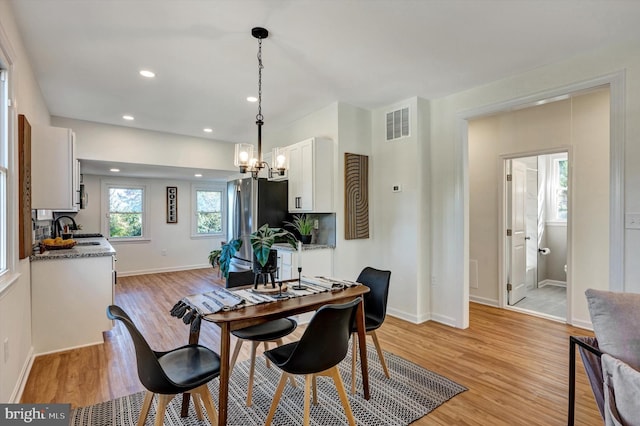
[457,70,626,323]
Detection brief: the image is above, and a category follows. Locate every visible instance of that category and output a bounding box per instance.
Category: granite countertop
[30,237,116,261]
[272,243,335,251]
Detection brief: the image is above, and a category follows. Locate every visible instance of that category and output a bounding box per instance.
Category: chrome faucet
[53,215,78,238]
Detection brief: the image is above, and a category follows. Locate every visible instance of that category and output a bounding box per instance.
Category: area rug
[71,343,466,425]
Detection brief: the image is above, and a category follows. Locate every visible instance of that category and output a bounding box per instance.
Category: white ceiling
[9,0,640,178]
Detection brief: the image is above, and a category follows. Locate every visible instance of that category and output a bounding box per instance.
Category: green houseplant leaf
[208,238,242,278]
[284,214,314,236]
[209,224,297,277]
[250,224,297,267]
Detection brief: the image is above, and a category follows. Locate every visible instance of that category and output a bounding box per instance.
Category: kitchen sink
[76,241,101,246]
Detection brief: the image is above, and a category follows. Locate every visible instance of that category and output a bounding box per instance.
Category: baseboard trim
[33,340,104,357]
[118,264,211,277]
[569,318,593,331]
[469,295,499,307]
[538,279,566,288]
[10,346,34,403]
[387,307,421,324]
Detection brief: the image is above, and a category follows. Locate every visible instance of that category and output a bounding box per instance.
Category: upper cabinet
[31,125,80,211]
[287,137,334,213]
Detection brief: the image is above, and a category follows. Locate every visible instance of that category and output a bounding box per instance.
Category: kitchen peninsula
[30,237,116,354]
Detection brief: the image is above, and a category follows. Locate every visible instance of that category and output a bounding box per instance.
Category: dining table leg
[355,298,370,400]
[217,322,231,425]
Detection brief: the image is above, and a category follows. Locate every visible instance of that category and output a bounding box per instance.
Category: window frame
[101,180,149,242]
[0,36,16,289]
[191,183,225,238]
[549,153,568,222]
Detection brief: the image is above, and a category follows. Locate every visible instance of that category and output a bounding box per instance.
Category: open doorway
[467,82,612,326]
[506,153,568,319]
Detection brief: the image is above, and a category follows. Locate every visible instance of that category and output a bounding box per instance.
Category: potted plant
[284,214,314,244]
[209,224,297,278]
[208,239,242,278]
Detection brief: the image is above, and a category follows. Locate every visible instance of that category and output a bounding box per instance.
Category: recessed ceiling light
[203,128,213,133]
[122,115,134,121]
[139,70,155,78]
[110,168,120,173]
[194,173,203,178]
[247,96,257,102]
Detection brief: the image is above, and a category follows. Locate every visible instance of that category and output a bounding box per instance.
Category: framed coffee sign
[166,186,178,223]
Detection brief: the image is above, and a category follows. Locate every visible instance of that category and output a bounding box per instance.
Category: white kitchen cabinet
[31,125,79,211]
[276,247,333,280]
[31,254,114,354]
[287,137,334,213]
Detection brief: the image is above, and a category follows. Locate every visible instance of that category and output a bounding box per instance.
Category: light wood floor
[21,268,601,425]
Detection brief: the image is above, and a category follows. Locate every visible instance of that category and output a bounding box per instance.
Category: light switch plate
[625,213,640,229]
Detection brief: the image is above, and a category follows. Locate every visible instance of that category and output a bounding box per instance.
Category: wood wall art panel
[18,115,32,259]
[344,153,369,240]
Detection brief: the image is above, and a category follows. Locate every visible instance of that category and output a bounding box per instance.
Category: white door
[508,160,527,305]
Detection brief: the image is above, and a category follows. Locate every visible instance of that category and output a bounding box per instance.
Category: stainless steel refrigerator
[227,177,289,270]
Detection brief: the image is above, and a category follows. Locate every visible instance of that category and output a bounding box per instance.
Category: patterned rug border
[72,343,466,426]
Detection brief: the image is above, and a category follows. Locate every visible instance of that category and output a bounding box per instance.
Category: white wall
[0,1,51,402]
[372,97,431,323]
[75,174,226,276]
[468,90,608,305]
[51,116,236,172]
[432,42,635,328]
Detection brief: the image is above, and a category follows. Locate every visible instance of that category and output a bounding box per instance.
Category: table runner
[170,276,361,323]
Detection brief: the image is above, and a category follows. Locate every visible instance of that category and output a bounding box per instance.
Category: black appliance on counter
[227,177,288,271]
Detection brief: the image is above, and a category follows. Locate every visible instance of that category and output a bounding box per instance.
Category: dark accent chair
[350,266,392,393]
[106,305,220,425]
[226,270,298,406]
[263,298,361,426]
[568,336,603,425]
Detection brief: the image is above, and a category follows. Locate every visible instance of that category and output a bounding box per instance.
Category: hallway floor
[514,284,566,318]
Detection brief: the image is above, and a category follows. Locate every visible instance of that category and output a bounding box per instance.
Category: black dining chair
[106,305,220,425]
[263,298,361,426]
[225,270,298,406]
[350,266,392,393]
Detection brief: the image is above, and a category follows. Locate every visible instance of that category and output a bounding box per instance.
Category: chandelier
[234,27,287,179]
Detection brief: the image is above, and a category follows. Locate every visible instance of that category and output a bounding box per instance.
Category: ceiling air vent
[386,107,410,141]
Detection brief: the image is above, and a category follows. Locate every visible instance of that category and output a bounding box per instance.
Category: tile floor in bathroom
[514,284,566,318]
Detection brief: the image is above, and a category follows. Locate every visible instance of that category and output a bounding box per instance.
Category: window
[106,184,147,239]
[551,154,568,221]
[192,185,224,237]
[0,68,8,276]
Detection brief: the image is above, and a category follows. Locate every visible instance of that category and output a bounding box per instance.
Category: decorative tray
[43,240,77,250]
[253,284,288,294]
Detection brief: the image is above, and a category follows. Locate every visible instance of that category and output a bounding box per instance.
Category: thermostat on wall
[392,184,402,193]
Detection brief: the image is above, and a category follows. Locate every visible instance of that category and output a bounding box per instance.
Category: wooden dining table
[180,282,371,426]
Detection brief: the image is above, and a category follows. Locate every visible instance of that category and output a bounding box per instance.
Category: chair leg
[327,367,356,426]
[370,331,390,378]
[137,390,154,426]
[304,374,313,426]
[265,372,289,426]
[350,332,357,394]
[246,341,259,406]
[229,338,244,372]
[191,383,218,425]
[153,394,175,426]
[191,392,203,420]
